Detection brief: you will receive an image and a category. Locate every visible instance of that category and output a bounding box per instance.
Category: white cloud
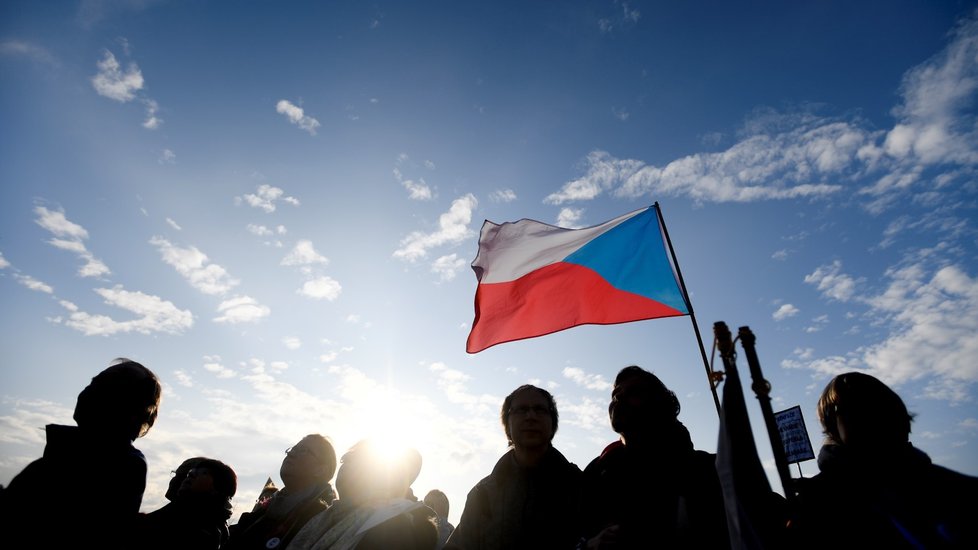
[165,218,182,231]
[431,254,467,282]
[804,314,829,333]
[203,359,237,379]
[33,207,110,278]
[150,237,239,295]
[0,40,57,66]
[0,251,9,269]
[772,249,789,261]
[392,161,434,201]
[805,260,859,302]
[213,295,270,324]
[489,189,517,203]
[424,160,436,170]
[556,207,584,228]
[173,369,194,387]
[281,240,329,266]
[239,184,300,213]
[298,276,342,301]
[14,274,53,294]
[159,148,176,164]
[772,303,799,321]
[142,98,162,129]
[91,50,143,102]
[62,285,194,336]
[247,224,273,236]
[562,367,612,391]
[319,351,338,363]
[34,206,88,239]
[786,262,978,402]
[393,194,478,262]
[276,99,320,135]
[282,337,302,350]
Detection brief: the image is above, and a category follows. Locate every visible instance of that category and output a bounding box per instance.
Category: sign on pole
[774,405,815,464]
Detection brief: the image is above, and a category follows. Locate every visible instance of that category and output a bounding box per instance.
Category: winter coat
[788,442,978,549]
[0,424,147,549]
[446,446,582,550]
[581,423,730,549]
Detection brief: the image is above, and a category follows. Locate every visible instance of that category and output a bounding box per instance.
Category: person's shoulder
[583,441,624,474]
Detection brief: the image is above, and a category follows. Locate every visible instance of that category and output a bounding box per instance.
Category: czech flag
[466,205,689,353]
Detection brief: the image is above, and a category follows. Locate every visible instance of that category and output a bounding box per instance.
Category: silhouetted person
[289,439,437,550]
[424,489,455,549]
[0,358,162,549]
[788,372,978,548]
[581,366,729,549]
[227,434,338,550]
[139,457,237,549]
[446,385,582,550]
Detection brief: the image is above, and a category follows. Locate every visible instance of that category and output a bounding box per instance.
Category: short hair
[423,489,449,518]
[166,456,206,501]
[195,458,237,499]
[73,358,162,441]
[817,371,914,447]
[613,365,680,421]
[340,439,423,499]
[301,434,339,482]
[501,384,559,446]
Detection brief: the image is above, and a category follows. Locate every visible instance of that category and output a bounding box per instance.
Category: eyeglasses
[509,405,550,417]
[285,446,315,458]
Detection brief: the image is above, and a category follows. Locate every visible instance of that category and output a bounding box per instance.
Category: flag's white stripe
[472,207,649,284]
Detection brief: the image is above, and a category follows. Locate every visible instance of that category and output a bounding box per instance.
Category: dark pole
[655,202,721,417]
[738,326,795,501]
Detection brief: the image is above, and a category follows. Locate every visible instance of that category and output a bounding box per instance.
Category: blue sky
[2,0,977,524]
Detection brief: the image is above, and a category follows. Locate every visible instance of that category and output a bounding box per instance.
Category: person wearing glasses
[138,457,237,549]
[226,434,337,550]
[445,384,582,549]
[579,366,729,549]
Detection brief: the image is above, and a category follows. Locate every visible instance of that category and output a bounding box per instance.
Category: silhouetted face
[506,388,555,451]
[179,466,215,497]
[609,376,648,436]
[280,435,326,488]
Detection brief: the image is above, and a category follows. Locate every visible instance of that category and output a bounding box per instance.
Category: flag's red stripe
[466,262,686,353]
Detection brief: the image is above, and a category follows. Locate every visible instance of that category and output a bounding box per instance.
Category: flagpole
[654,202,722,417]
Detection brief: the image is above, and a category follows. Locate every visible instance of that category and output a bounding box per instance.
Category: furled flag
[466,205,689,353]
[716,358,782,549]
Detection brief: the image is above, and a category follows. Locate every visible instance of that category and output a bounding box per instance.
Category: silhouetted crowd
[1,359,976,549]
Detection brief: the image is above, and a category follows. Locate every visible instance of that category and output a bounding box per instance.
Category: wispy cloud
[165,218,182,231]
[276,99,320,135]
[34,206,110,278]
[281,240,329,266]
[0,251,10,269]
[489,189,517,203]
[282,337,302,350]
[90,47,163,128]
[237,184,300,213]
[431,254,467,282]
[393,154,434,200]
[60,286,193,336]
[0,40,57,66]
[556,207,584,228]
[91,49,143,101]
[149,237,239,295]
[804,260,859,302]
[773,303,800,321]
[393,194,478,262]
[14,274,53,294]
[159,148,176,164]
[213,295,270,324]
[562,367,612,391]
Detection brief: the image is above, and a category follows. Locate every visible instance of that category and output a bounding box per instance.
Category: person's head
[609,366,680,438]
[280,434,338,490]
[501,384,558,449]
[817,372,914,449]
[73,358,162,441]
[166,456,206,501]
[335,439,422,506]
[423,489,450,519]
[178,458,237,500]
